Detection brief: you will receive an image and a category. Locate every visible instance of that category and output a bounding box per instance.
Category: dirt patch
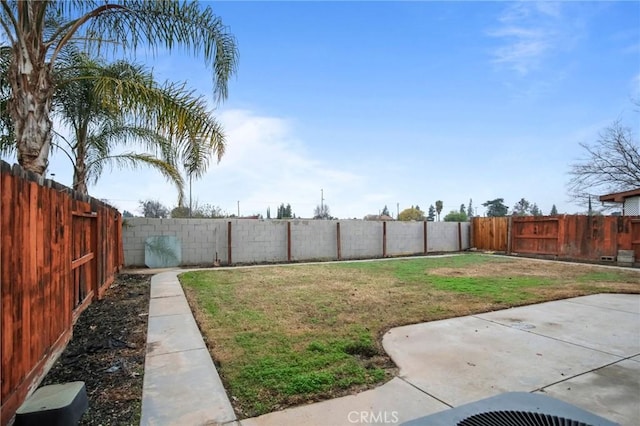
[429,258,608,279]
[41,274,150,425]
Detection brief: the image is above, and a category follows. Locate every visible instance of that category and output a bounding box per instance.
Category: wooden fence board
[1,171,13,401]
[1,161,123,426]
[471,217,508,251]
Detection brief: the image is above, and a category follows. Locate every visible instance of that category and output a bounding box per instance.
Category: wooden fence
[471,215,640,264]
[1,161,123,425]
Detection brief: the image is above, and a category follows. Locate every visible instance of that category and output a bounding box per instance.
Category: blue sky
[39,1,640,217]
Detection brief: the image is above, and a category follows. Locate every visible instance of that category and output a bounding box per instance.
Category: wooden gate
[511,217,559,255]
[71,206,97,321]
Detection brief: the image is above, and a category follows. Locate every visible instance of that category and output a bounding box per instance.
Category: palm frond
[87,1,238,102]
[91,71,226,176]
[87,151,185,205]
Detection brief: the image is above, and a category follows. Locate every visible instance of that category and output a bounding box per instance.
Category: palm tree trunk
[9,37,54,176]
[73,139,88,195]
[73,165,88,194]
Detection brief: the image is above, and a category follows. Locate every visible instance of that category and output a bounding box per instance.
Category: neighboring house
[599,188,640,216]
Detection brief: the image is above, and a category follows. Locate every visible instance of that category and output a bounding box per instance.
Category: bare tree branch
[567,119,640,207]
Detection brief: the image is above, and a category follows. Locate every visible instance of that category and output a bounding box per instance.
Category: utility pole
[237,200,240,217]
[397,202,399,219]
[321,189,324,218]
[184,162,193,218]
[189,172,193,218]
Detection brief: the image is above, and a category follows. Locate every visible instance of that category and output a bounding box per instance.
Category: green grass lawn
[179,254,639,418]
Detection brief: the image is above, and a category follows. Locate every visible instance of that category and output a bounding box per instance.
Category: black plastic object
[15,381,88,426]
[459,410,590,426]
[402,392,619,426]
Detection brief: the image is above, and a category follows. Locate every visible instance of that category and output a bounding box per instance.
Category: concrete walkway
[139,270,639,426]
[140,271,236,425]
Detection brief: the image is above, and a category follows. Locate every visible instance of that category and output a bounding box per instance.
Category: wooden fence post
[423,221,428,254]
[287,221,292,262]
[227,221,232,265]
[457,222,462,251]
[382,221,387,257]
[507,216,513,255]
[336,222,342,260]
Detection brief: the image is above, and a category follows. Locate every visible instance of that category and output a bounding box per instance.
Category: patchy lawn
[180,254,639,418]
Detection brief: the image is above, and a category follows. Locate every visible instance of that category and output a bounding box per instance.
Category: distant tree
[435,200,443,221]
[530,203,542,217]
[482,198,508,217]
[314,204,331,219]
[444,210,468,222]
[170,206,190,218]
[427,205,436,221]
[467,199,474,218]
[171,202,223,218]
[195,204,225,218]
[415,204,421,212]
[277,203,293,219]
[122,210,134,218]
[139,199,169,218]
[550,204,558,215]
[512,198,532,216]
[459,204,466,214]
[567,119,639,207]
[381,205,390,216]
[398,207,425,221]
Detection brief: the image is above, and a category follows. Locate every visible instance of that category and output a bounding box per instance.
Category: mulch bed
[41,274,151,425]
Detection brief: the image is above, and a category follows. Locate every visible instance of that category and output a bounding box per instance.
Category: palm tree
[50,50,224,200]
[0,0,237,175]
[435,200,443,221]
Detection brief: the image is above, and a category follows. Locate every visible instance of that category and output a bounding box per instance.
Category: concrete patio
[139,269,639,426]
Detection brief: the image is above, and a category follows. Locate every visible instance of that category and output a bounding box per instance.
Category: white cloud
[87,109,370,218]
[488,2,579,76]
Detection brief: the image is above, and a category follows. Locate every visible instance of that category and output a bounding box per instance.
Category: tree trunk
[9,16,54,176]
[73,163,88,194]
[73,128,88,194]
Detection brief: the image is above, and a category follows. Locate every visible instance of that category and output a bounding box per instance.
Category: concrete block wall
[290,220,337,261]
[340,220,384,259]
[123,218,228,266]
[427,222,470,252]
[386,221,425,256]
[232,220,288,264]
[123,218,471,267]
